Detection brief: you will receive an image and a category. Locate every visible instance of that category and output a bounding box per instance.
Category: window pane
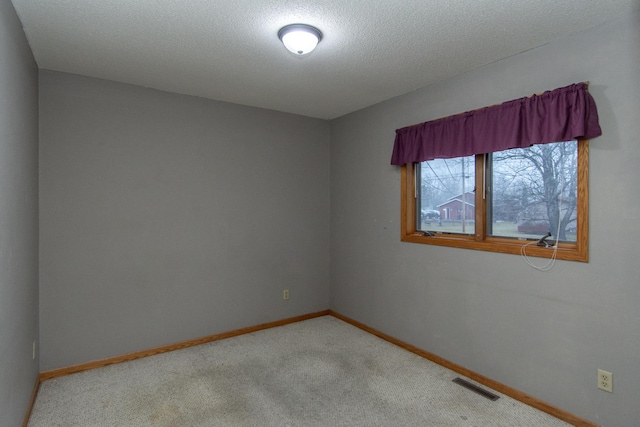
[490,141,578,242]
[418,156,475,235]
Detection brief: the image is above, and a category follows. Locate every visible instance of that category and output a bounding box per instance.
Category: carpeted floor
[28,316,570,426]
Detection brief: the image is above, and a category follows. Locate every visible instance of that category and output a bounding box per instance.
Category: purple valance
[390,82,602,166]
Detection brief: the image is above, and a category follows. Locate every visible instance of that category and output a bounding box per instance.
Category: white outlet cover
[597,369,613,392]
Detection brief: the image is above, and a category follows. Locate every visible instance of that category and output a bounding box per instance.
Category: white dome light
[278,24,323,55]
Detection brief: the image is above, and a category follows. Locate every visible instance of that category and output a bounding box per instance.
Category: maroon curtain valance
[390,82,601,166]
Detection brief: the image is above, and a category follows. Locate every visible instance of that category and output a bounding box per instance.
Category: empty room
[2,0,639,426]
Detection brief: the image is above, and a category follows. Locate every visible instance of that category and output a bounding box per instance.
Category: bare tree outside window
[491,141,577,242]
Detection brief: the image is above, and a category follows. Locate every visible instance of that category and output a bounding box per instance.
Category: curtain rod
[402,81,590,130]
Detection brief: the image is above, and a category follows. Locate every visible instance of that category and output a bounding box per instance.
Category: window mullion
[474,154,487,241]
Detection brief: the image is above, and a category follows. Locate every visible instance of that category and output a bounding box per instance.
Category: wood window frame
[400,139,589,262]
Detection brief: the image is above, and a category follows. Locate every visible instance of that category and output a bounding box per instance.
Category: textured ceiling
[10,0,639,119]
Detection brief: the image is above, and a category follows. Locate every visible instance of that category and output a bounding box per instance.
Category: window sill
[401,232,587,262]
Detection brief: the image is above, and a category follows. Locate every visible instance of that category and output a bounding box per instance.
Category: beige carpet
[28,316,570,426]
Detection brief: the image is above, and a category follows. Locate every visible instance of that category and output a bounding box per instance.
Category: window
[392,83,600,262]
[402,139,589,261]
[392,83,601,262]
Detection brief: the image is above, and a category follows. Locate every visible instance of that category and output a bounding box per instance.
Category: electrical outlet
[597,369,612,392]
[283,289,289,300]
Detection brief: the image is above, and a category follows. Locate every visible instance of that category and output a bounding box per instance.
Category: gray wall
[39,71,331,370]
[330,12,640,427]
[0,0,39,425]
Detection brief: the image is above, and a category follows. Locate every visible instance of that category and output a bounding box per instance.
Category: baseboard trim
[39,310,330,382]
[328,310,599,427]
[21,375,40,427]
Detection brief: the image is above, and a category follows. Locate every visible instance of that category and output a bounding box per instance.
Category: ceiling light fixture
[278,24,323,55]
